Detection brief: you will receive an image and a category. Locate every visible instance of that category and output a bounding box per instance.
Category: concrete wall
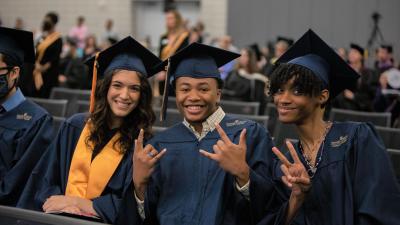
[227,0,400,62]
[200,0,228,42]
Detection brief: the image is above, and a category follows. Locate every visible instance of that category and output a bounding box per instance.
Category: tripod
[367,12,385,48]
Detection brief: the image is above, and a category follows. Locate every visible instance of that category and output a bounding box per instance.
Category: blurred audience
[14,17,24,30]
[262,36,293,77]
[216,35,238,80]
[101,18,119,45]
[375,44,394,74]
[333,43,378,111]
[155,9,190,96]
[33,12,63,98]
[68,16,88,50]
[337,47,347,61]
[58,37,89,89]
[223,48,269,114]
[83,34,100,59]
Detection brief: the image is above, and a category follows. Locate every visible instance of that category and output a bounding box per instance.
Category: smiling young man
[122,43,277,225]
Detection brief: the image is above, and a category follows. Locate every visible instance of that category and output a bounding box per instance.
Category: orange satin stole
[65,122,124,199]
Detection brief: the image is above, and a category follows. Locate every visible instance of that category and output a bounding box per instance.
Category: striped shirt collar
[183,107,226,140]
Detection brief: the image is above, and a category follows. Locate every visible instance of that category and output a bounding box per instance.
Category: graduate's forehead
[111,69,141,85]
[175,76,218,87]
[279,77,297,89]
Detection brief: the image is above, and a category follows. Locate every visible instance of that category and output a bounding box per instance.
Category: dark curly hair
[86,69,155,154]
[268,63,329,108]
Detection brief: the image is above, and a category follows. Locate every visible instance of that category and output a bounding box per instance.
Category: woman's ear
[319,89,329,105]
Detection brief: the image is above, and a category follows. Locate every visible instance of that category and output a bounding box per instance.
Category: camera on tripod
[372,12,381,23]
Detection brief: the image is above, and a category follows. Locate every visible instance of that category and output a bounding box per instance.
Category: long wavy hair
[235,48,259,74]
[86,69,155,154]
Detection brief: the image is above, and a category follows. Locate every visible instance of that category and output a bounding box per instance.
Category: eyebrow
[178,82,210,87]
[112,81,141,86]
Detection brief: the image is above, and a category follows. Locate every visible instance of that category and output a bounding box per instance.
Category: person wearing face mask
[0,27,53,206]
[33,12,63,98]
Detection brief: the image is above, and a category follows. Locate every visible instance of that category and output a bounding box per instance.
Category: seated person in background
[17,36,161,224]
[0,27,53,206]
[58,37,89,89]
[373,67,400,126]
[262,36,293,77]
[260,29,400,225]
[223,47,269,115]
[117,43,277,225]
[374,44,394,75]
[332,43,377,111]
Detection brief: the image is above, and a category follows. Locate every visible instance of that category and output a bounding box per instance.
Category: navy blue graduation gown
[261,122,400,225]
[17,113,135,224]
[0,99,53,206]
[118,115,276,225]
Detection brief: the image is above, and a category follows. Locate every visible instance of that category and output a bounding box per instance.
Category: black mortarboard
[277,36,294,46]
[84,36,161,112]
[0,26,35,66]
[350,43,365,57]
[277,29,360,99]
[157,42,240,121]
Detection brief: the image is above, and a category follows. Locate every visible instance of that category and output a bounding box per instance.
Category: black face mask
[0,75,10,99]
[42,21,53,31]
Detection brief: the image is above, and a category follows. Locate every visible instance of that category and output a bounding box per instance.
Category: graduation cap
[84,36,161,113]
[0,26,35,66]
[157,42,240,121]
[350,43,367,58]
[276,29,360,99]
[277,36,294,46]
[350,43,365,57]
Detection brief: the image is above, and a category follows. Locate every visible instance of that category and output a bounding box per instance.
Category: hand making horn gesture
[200,123,249,186]
[272,140,311,197]
[132,129,166,200]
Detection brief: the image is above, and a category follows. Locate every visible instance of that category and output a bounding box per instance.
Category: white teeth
[116,101,130,108]
[187,106,202,110]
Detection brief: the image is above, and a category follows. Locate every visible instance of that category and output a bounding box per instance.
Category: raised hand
[200,123,249,186]
[272,140,311,197]
[132,129,166,200]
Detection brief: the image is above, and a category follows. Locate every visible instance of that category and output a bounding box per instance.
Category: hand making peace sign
[272,140,311,197]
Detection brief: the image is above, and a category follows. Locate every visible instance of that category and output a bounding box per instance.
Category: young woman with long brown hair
[18,36,162,224]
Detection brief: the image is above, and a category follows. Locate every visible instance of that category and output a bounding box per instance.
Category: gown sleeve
[92,151,136,224]
[351,123,400,225]
[244,123,284,224]
[0,114,53,206]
